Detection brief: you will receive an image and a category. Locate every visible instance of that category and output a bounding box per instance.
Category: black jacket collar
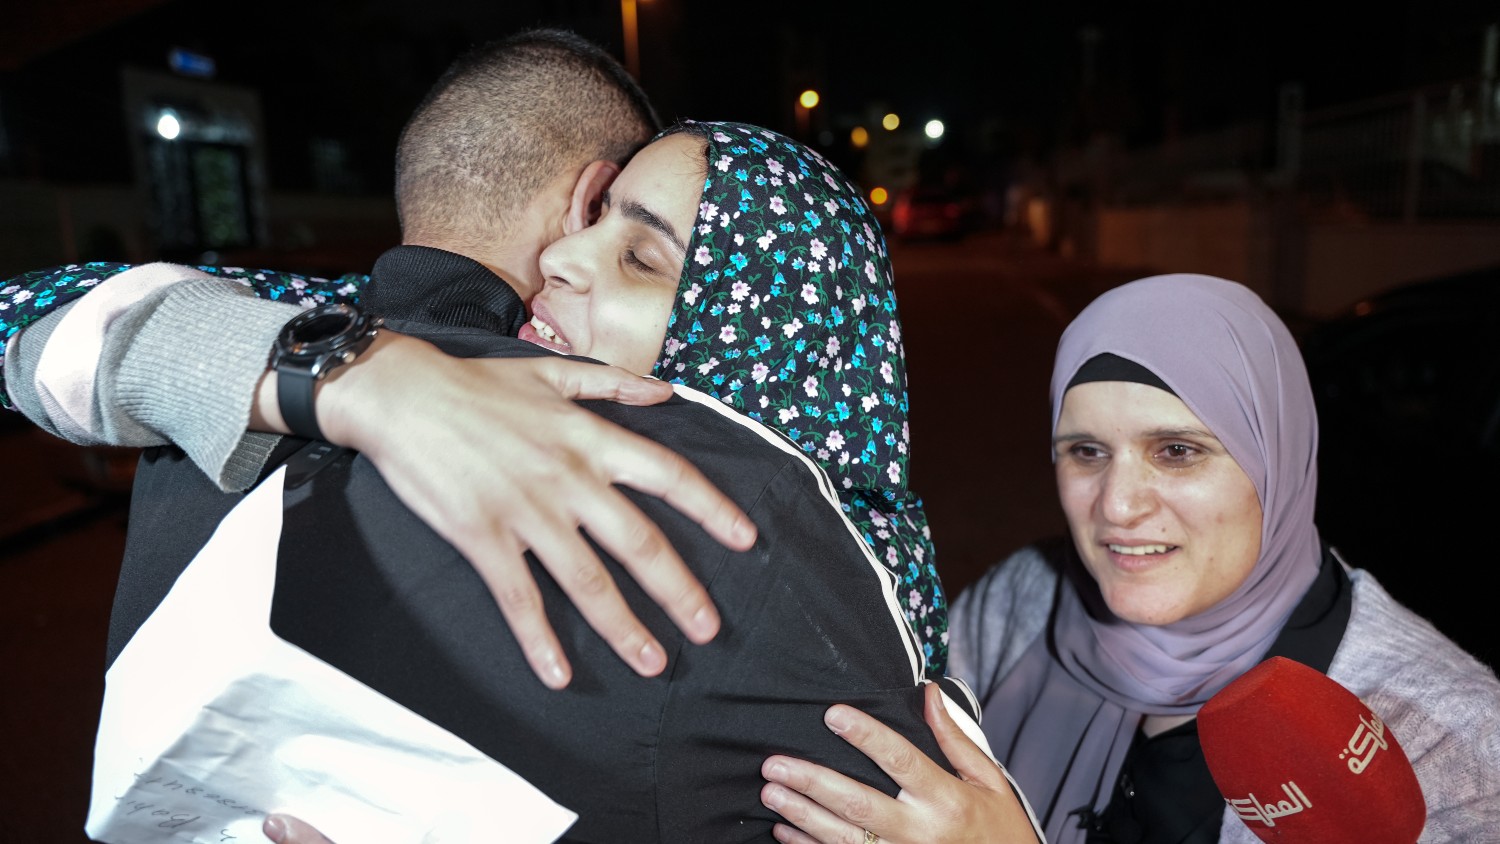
[362,245,527,337]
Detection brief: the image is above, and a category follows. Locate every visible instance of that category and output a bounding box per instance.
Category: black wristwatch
[270,302,383,441]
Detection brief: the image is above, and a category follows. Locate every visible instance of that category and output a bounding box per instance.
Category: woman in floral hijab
[654,121,948,672]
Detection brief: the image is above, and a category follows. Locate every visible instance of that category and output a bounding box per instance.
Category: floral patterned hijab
[651,121,947,673]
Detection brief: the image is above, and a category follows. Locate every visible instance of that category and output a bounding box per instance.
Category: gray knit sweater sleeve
[7,278,302,491]
[1325,570,1500,842]
[948,543,1058,697]
[6,299,78,441]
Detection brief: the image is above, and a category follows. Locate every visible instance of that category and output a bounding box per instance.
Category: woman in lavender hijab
[760,274,1500,844]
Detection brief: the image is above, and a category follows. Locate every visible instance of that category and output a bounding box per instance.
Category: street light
[621,0,642,79]
[155,109,181,140]
[882,112,900,131]
[795,88,820,139]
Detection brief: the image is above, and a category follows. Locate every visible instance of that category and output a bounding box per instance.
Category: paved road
[0,230,1151,842]
[890,229,1148,595]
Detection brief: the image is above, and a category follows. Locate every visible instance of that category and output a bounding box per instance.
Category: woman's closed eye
[624,247,657,274]
[624,238,679,277]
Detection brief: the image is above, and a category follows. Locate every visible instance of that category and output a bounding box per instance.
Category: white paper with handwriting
[86,466,577,843]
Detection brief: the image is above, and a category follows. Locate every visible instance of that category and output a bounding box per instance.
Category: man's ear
[565,160,621,234]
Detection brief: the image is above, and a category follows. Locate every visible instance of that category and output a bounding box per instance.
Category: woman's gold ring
[862,831,880,844]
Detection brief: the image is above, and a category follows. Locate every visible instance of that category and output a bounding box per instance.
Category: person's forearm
[1,262,137,409]
[5,265,305,490]
[6,299,87,442]
[2,260,365,412]
[111,279,302,489]
[5,260,371,488]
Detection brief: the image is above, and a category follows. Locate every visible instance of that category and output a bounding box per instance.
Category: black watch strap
[277,365,324,441]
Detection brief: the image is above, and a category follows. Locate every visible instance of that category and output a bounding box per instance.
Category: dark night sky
[2,0,1494,192]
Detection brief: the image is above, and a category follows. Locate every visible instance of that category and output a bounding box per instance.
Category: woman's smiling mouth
[528,315,569,346]
[1102,542,1181,573]
[519,307,573,353]
[1107,543,1176,556]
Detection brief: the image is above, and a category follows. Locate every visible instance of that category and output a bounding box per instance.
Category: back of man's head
[395,28,660,249]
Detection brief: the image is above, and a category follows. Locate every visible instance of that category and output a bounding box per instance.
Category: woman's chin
[1098,587,1195,627]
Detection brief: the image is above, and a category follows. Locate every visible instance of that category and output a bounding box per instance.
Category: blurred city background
[3,1,1498,841]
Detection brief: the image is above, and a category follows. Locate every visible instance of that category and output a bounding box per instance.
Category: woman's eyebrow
[1149,426,1218,440]
[611,192,687,253]
[1051,427,1219,446]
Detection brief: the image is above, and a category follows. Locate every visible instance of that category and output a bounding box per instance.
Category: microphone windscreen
[1198,656,1425,843]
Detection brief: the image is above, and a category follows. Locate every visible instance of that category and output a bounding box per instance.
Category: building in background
[123,65,267,260]
[2,1,1497,309]
[1022,13,1500,318]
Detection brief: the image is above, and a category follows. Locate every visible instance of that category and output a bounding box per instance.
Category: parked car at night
[889,183,978,241]
[1298,264,1500,669]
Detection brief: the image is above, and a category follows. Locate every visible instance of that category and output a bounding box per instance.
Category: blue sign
[168,48,216,79]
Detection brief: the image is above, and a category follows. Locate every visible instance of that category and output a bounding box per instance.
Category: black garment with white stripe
[106,246,973,843]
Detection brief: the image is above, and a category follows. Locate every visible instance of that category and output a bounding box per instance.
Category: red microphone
[1198,656,1426,843]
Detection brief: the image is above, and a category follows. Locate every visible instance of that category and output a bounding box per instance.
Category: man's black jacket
[107,246,969,842]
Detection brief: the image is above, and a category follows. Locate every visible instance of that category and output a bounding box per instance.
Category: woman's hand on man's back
[761,683,1040,844]
[303,331,758,689]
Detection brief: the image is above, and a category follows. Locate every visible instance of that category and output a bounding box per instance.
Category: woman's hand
[761,683,1039,844]
[265,331,757,690]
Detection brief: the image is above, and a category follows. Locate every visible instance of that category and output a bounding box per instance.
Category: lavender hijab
[979,274,1323,843]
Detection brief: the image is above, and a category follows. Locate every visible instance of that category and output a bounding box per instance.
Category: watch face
[289,310,357,344]
[276,304,378,373]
